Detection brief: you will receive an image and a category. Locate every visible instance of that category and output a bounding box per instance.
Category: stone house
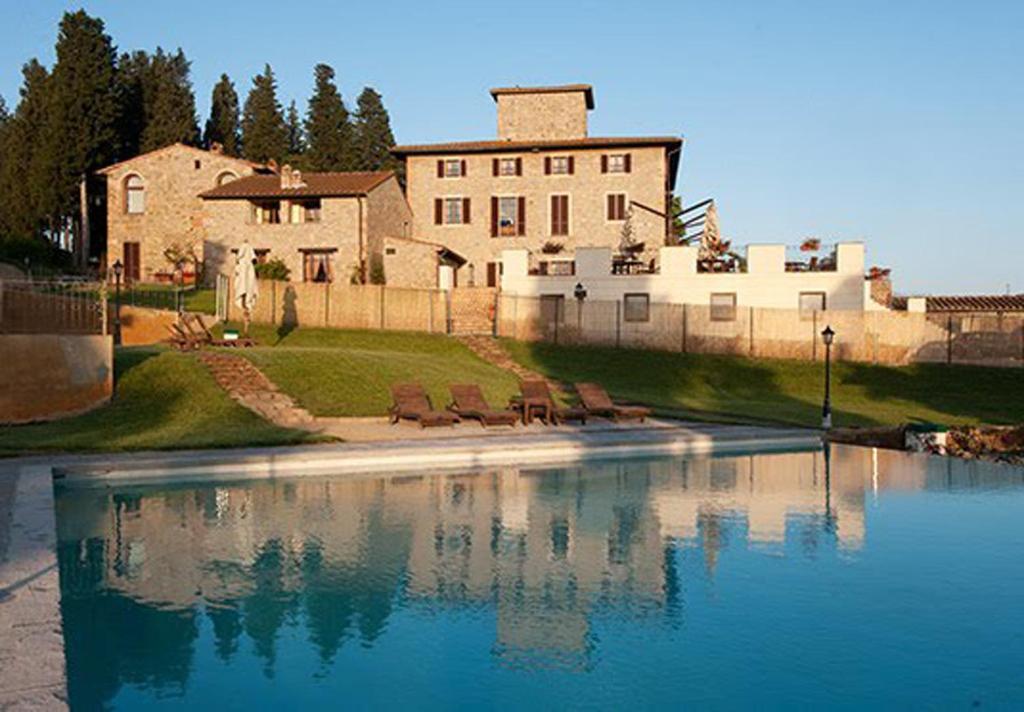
[95,143,260,283]
[392,84,683,288]
[199,167,411,284]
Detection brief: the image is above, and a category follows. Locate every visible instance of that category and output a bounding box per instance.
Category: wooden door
[123,242,141,284]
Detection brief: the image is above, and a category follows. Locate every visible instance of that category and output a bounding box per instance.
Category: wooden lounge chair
[575,382,650,422]
[389,383,459,427]
[516,380,587,425]
[166,313,255,349]
[166,322,202,351]
[449,384,518,427]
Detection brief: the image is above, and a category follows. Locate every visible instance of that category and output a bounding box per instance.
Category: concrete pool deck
[0,418,819,710]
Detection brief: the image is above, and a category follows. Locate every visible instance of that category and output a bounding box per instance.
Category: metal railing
[0,279,106,335]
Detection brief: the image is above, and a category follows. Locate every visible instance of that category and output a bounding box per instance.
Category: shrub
[255,258,290,281]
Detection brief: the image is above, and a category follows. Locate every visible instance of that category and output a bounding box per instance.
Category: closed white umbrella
[233,242,259,335]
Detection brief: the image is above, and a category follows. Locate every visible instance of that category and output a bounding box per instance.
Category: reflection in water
[55,445,1024,709]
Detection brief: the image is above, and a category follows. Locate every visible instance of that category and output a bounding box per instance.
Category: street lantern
[112,260,124,346]
[573,282,587,337]
[821,325,835,429]
[573,282,587,302]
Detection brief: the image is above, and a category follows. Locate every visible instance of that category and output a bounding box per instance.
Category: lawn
[0,346,315,454]
[116,285,217,314]
[222,323,520,417]
[502,340,1024,428]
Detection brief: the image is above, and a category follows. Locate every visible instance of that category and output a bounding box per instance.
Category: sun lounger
[389,383,459,427]
[515,380,587,425]
[575,382,650,422]
[449,384,519,427]
[166,313,255,349]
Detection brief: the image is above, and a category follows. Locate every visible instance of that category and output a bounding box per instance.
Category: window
[302,250,335,282]
[498,196,520,236]
[606,193,628,221]
[710,293,737,321]
[603,153,631,173]
[445,197,464,225]
[540,294,565,324]
[495,157,521,176]
[125,175,145,214]
[546,156,573,175]
[799,291,827,319]
[442,159,465,178]
[194,159,202,170]
[623,293,650,322]
[288,199,321,224]
[216,171,238,186]
[255,249,270,264]
[550,194,569,236]
[486,261,503,287]
[252,200,281,224]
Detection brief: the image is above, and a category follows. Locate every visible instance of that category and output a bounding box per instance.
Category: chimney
[209,141,224,154]
[279,165,306,189]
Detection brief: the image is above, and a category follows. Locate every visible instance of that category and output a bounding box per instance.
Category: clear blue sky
[2,0,1022,294]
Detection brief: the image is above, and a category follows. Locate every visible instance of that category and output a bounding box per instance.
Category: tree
[117,48,199,155]
[352,87,400,175]
[304,64,353,171]
[2,60,52,241]
[241,64,288,163]
[203,74,241,155]
[285,100,305,162]
[38,10,119,247]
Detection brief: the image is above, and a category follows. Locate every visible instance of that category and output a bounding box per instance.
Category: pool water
[55,445,1024,710]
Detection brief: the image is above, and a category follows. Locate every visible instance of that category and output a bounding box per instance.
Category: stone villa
[391,84,683,288]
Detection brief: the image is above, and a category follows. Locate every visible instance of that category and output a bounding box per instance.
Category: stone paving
[196,351,319,431]
[457,335,568,392]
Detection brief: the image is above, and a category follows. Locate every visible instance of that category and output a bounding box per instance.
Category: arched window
[216,171,238,187]
[125,174,145,214]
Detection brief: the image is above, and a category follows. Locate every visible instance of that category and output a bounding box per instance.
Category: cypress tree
[1,61,51,241]
[241,64,288,163]
[353,87,400,176]
[304,64,353,171]
[203,74,241,155]
[285,100,305,162]
[40,10,119,232]
[115,50,149,157]
[140,48,199,151]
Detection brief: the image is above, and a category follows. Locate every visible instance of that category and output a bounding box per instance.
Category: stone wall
[404,145,670,284]
[113,305,182,346]
[0,334,113,423]
[382,237,440,289]
[495,91,589,140]
[104,144,256,282]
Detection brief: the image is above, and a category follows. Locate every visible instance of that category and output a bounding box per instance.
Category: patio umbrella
[233,242,259,335]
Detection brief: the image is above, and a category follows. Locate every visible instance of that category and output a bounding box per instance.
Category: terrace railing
[0,279,106,335]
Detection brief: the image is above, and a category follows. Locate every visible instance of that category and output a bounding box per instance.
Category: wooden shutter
[551,195,568,235]
[492,158,499,176]
[568,156,575,174]
[544,157,552,175]
[486,262,497,288]
[490,196,499,237]
[434,198,443,225]
[517,196,526,235]
[601,154,608,173]
[624,153,632,173]
[460,159,467,176]
[550,195,558,234]
[515,157,523,176]
[462,197,471,224]
[436,160,444,178]
[606,194,615,220]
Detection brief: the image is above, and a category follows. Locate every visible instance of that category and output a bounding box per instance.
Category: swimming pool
[55,445,1024,709]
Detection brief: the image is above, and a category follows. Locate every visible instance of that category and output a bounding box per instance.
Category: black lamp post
[821,325,835,429]
[112,259,123,345]
[574,282,587,337]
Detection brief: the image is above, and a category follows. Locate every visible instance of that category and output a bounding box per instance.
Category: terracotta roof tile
[892,294,1024,312]
[200,171,393,199]
[391,135,682,156]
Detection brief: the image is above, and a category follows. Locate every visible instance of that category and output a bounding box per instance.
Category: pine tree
[241,64,288,163]
[353,87,401,177]
[203,74,240,155]
[285,100,305,162]
[304,64,353,171]
[39,10,119,236]
[1,60,51,241]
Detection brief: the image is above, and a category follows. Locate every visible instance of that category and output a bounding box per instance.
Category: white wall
[500,242,868,311]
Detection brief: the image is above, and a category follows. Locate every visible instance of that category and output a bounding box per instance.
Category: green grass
[0,347,315,454]
[115,285,217,314]
[222,323,520,417]
[502,340,1024,428]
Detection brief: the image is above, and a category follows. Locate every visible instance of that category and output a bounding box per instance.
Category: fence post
[615,300,621,348]
[681,303,687,353]
[812,311,818,361]
[380,285,386,330]
[445,290,452,334]
[946,315,953,365]
[749,306,755,357]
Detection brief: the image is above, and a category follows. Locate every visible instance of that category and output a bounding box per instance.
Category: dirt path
[196,351,319,431]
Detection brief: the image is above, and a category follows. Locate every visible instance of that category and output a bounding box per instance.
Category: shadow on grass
[509,340,874,429]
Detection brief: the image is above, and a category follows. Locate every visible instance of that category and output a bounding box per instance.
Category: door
[123,242,141,284]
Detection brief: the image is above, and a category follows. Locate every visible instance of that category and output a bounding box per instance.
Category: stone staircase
[196,351,318,430]
[457,335,568,394]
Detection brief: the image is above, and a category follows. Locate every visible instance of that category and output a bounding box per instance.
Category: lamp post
[574,282,587,338]
[821,325,835,429]
[112,260,123,346]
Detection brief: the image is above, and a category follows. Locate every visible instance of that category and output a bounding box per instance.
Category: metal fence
[0,280,107,335]
[496,294,1024,368]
